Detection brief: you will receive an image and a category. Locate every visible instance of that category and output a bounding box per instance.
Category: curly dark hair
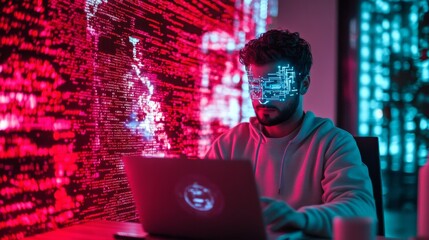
[239,29,313,79]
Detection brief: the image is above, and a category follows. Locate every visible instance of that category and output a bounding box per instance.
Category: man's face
[248,62,301,126]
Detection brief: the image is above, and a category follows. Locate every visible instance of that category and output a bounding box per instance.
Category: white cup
[333,216,376,240]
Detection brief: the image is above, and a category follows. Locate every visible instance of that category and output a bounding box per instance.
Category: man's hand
[260,197,307,232]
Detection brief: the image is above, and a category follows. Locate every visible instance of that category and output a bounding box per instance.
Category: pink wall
[271,0,338,122]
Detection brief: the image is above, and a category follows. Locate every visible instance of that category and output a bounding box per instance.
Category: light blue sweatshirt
[205,111,377,237]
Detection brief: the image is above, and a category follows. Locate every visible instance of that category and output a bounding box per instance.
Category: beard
[254,96,300,126]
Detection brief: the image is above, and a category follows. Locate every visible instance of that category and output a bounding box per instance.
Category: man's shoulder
[302,113,355,149]
[218,122,253,138]
[306,111,353,137]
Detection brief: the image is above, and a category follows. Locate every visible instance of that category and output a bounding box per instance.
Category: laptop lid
[122,156,267,240]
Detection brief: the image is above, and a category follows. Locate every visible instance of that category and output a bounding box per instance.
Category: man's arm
[260,197,307,231]
[297,133,377,237]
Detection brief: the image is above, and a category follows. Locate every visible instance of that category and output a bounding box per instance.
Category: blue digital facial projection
[247,64,299,104]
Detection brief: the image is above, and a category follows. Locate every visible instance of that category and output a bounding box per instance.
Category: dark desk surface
[24,220,404,240]
[25,221,146,240]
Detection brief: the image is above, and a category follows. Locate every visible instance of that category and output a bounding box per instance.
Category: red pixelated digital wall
[0,0,272,238]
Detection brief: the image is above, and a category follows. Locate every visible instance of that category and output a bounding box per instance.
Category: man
[205,29,376,237]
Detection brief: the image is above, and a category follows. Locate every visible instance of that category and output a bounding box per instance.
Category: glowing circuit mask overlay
[247,64,299,104]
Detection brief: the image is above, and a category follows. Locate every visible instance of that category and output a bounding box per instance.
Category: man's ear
[300,76,310,95]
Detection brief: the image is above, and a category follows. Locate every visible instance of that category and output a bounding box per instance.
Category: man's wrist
[299,212,308,230]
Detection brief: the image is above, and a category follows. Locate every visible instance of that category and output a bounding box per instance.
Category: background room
[1,0,428,239]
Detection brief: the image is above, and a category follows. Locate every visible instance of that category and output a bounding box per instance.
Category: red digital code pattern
[0,0,265,239]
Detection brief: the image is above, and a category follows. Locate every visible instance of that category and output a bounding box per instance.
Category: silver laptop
[122,156,267,240]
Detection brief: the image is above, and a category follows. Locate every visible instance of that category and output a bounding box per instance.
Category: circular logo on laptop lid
[176,175,224,217]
